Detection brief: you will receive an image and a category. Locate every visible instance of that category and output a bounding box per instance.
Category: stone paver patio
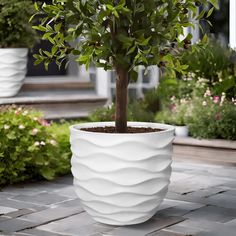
[0,160,236,236]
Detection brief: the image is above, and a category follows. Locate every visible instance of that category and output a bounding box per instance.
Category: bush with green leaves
[0,106,71,186]
[186,91,236,140]
[181,40,236,98]
[0,0,37,48]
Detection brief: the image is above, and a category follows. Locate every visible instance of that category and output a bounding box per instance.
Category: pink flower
[169,104,176,111]
[213,96,220,104]
[38,118,50,127]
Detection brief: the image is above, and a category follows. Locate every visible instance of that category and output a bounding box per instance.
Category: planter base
[70,122,175,225]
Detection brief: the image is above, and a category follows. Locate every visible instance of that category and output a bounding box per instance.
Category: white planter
[0,48,28,97]
[70,122,175,225]
[175,125,189,137]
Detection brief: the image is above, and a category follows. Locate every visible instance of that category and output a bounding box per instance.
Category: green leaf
[209,0,219,9]
[32,25,47,32]
[129,70,138,82]
[206,7,214,18]
[34,2,39,11]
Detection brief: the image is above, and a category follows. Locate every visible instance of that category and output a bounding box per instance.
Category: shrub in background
[186,91,236,140]
[0,0,37,48]
[0,106,71,186]
[155,99,190,126]
[89,101,155,123]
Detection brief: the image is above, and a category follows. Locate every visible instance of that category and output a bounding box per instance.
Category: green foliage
[33,0,215,74]
[155,100,190,126]
[89,105,116,122]
[0,0,38,48]
[142,88,161,113]
[89,101,155,122]
[186,95,236,140]
[129,101,155,122]
[0,106,71,186]
[181,40,235,89]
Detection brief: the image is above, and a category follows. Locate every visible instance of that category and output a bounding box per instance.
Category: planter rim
[70,121,175,136]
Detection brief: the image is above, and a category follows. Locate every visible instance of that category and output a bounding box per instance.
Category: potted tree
[0,0,37,97]
[33,0,216,225]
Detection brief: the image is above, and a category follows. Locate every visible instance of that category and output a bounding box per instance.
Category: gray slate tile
[19,205,83,224]
[21,228,69,236]
[0,218,38,233]
[0,206,17,214]
[11,192,68,206]
[155,202,204,218]
[184,205,236,223]
[38,212,96,235]
[147,229,187,236]
[103,217,184,236]
[5,209,35,218]
[205,192,236,209]
[195,224,236,236]
[0,199,46,210]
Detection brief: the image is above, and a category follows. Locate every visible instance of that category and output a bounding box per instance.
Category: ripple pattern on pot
[71,123,174,225]
[0,49,28,97]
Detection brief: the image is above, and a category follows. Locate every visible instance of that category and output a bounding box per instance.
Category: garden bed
[173,137,236,165]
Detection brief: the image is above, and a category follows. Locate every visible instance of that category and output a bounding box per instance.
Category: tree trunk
[115,66,129,133]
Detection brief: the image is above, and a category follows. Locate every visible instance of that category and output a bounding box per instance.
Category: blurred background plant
[186,91,236,140]
[0,106,71,186]
[0,0,38,48]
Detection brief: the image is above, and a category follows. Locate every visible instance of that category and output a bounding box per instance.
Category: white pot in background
[175,125,189,137]
[0,48,28,97]
[70,122,175,225]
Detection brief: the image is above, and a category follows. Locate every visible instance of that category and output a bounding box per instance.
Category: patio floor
[0,159,236,236]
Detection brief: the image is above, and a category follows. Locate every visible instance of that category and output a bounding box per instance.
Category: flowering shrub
[0,106,71,186]
[186,90,236,140]
[155,97,190,126]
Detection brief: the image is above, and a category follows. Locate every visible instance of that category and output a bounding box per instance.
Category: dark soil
[81,126,163,133]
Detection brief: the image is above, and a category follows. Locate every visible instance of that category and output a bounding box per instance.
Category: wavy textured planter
[0,48,28,97]
[70,122,175,225]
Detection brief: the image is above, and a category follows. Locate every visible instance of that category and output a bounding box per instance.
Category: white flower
[40,141,45,146]
[49,139,57,146]
[33,117,38,121]
[31,128,38,135]
[23,110,28,116]
[34,141,40,146]
[202,101,207,106]
[18,125,25,129]
[204,88,211,97]
[4,125,10,130]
